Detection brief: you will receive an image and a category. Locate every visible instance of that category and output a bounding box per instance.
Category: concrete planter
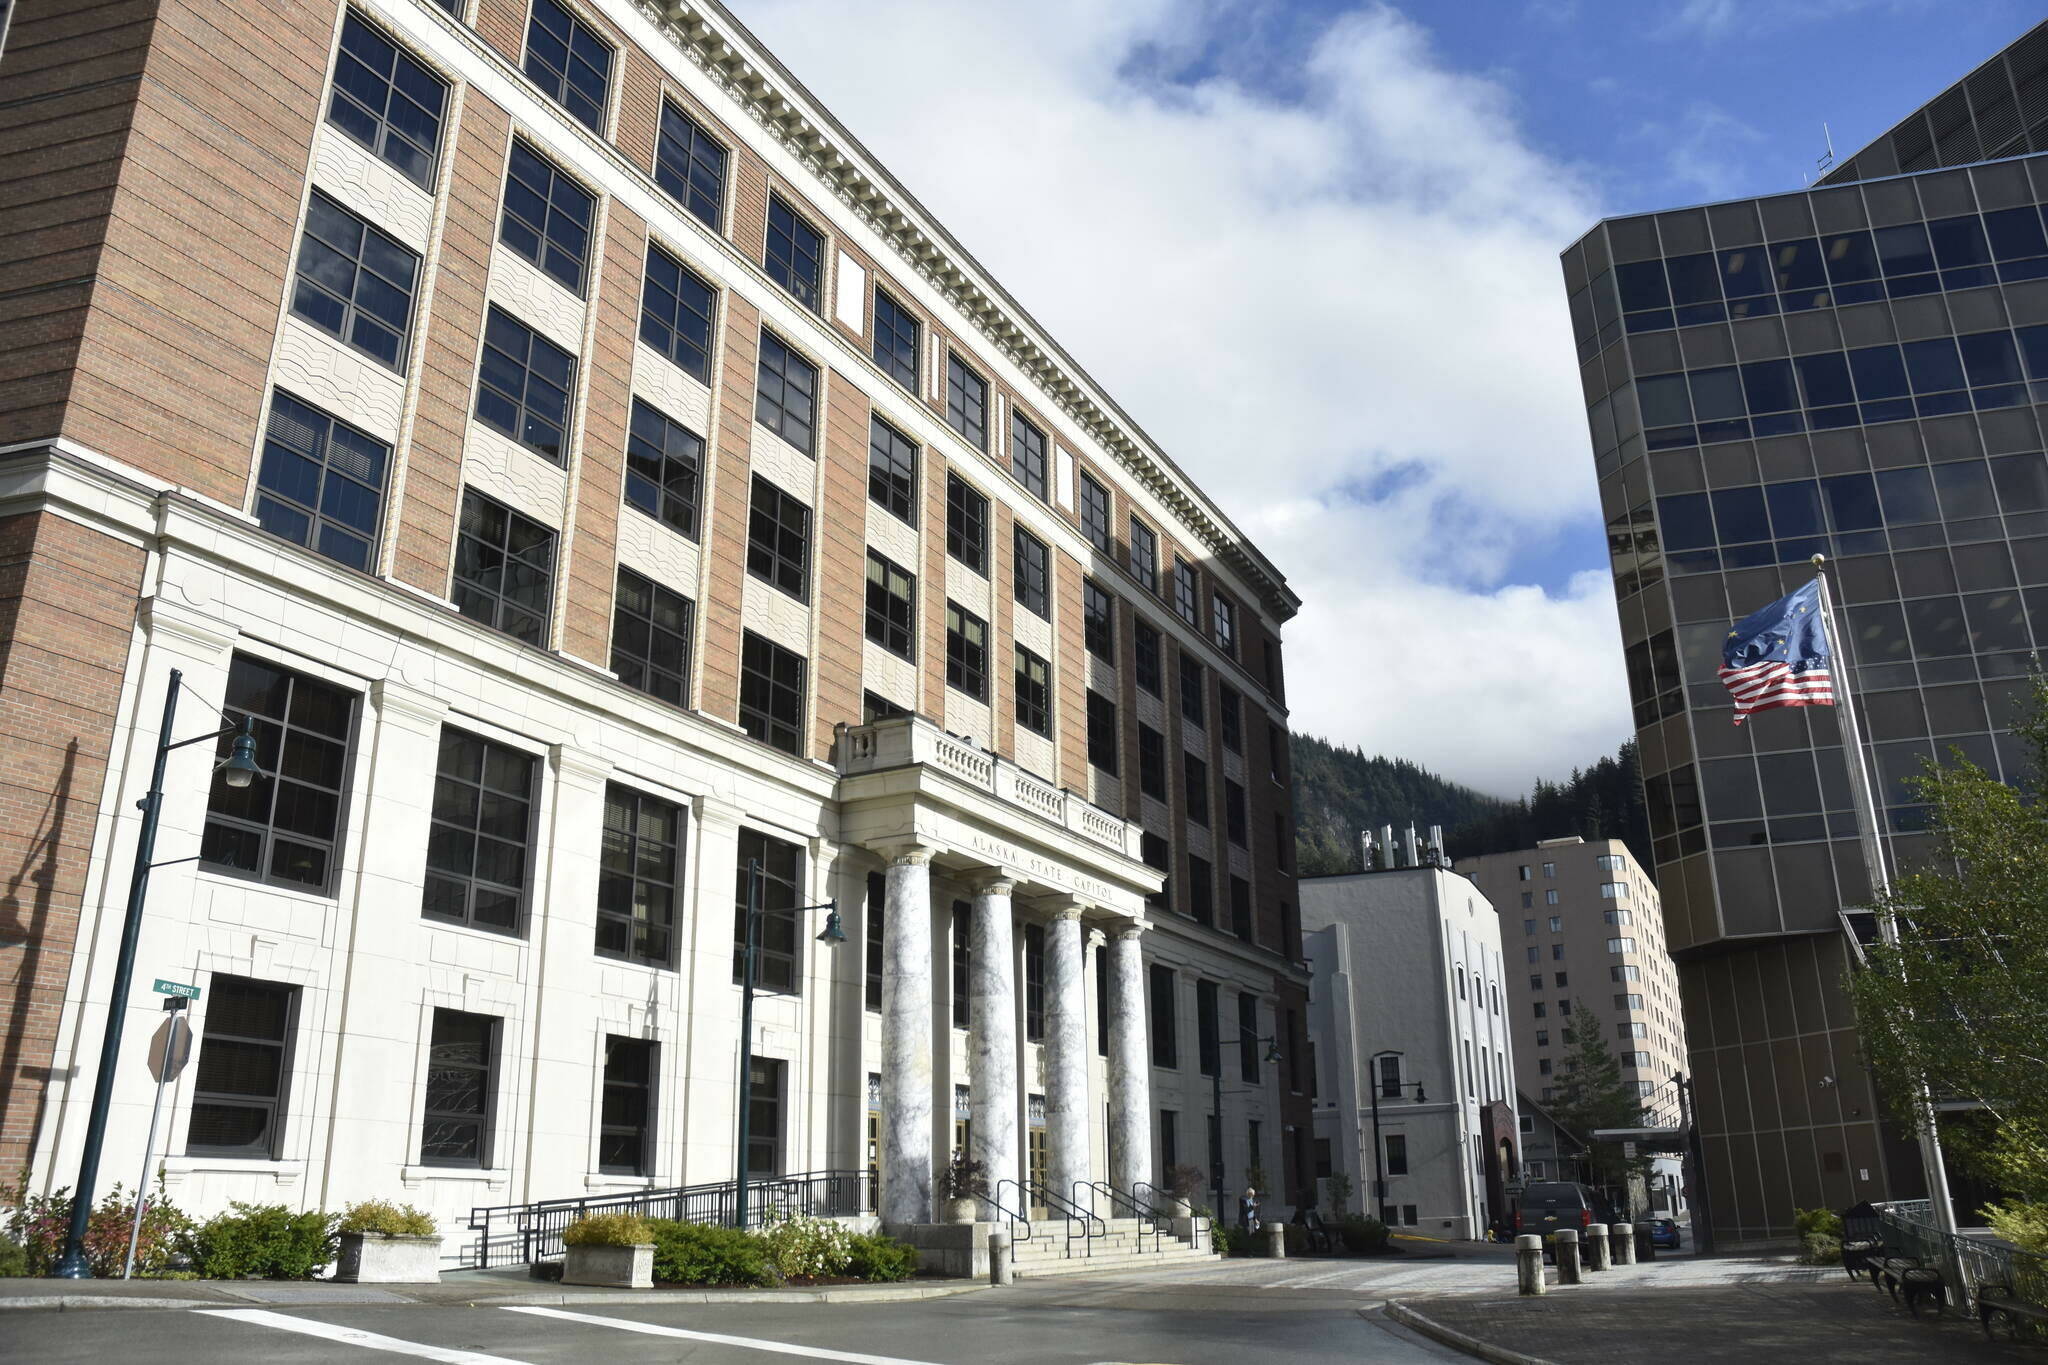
[945,1197,979,1225]
[1166,1197,1193,1218]
[334,1233,443,1284]
[563,1241,655,1289]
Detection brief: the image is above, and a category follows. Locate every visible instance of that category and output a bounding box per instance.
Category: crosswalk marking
[503,1305,949,1364]
[196,1308,529,1363]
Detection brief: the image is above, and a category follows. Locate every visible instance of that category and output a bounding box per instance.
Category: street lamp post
[1210,1027,1282,1221]
[1367,1048,1425,1224]
[732,857,844,1230]
[52,668,258,1279]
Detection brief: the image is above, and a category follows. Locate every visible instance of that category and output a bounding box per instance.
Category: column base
[883,1221,998,1278]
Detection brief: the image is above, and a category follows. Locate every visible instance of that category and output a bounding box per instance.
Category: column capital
[369,678,448,734]
[885,843,936,868]
[967,868,1018,897]
[1111,920,1148,942]
[138,595,239,659]
[549,742,613,790]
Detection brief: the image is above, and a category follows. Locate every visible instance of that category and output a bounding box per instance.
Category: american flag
[1719,579,1835,725]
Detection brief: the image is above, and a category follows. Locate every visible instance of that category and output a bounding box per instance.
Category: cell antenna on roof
[1816,122,1836,176]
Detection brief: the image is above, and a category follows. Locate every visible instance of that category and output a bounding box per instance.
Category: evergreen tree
[1545,997,1651,1201]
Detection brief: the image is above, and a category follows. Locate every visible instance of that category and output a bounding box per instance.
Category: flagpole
[1810,556,1962,1263]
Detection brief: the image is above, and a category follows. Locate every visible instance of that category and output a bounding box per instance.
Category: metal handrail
[1078,1180,1160,1256]
[1876,1200,2048,1314]
[986,1179,1036,1256]
[1017,1177,1103,1259]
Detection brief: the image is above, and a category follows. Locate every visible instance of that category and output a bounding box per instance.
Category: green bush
[757,1211,852,1279]
[846,1232,918,1282]
[182,1203,338,1280]
[563,1212,653,1248]
[1335,1215,1391,1254]
[1800,1232,1843,1266]
[647,1220,770,1287]
[338,1200,438,1238]
[1,1172,191,1278]
[1985,1200,2048,1254]
[1793,1207,1843,1241]
[0,1234,27,1277]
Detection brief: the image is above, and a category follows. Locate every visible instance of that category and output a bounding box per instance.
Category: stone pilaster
[880,845,935,1225]
[1106,922,1152,1195]
[1042,902,1091,1210]
[967,873,1018,1217]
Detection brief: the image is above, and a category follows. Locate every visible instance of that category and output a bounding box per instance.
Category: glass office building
[1559,22,2048,1241]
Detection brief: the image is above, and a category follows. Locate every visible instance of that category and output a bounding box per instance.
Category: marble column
[968,874,1019,1218]
[1042,903,1091,1209]
[880,846,935,1226]
[1106,922,1152,1195]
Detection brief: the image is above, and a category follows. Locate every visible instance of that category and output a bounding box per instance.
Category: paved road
[2,1275,1471,1364]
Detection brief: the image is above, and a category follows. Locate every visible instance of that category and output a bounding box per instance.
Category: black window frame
[1080,473,1112,554]
[864,871,886,1012]
[610,566,693,708]
[186,975,299,1159]
[523,0,613,133]
[1184,754,1209,827]
[1196,979,1220,1078]
[735,828,805,994]
[1230,876,1253,941]
[1173,558,1198,626]
[596,781,684,967]
[421,1007,499,1168]
[865,550,916,658]
[1013,526,1049,617]
[873,287,920,393]
[499,137,595,294]
[755,330,818,454]
[423,726,538,936]
[653,99,727,230]
[946,474,988,574]
[598,1035,656,1175]
[200,652,358,895]
[746,474,811,601]
[1024,922,1046,1042]
[1129,517,1157,592]
[291,190,420,371]
[945,601,988,700]
[638,244,716,383]
[1012,411,1048,500]
[1187,853,1213,925]
[1087,691,1118,774]
[946,352,989,450]
[1225,779,1247,847]
[329,11,448,190]
[253,390,390,574]
[1083,579,1115,662]
[1015,645,1052,737]
[1137,724,1166,800]
[765,193,824,312]
[623,396,703,539]
[1219,687,1242,753]
[868,415,918,523]
[1149,964,1178,1069]
[739,630,806,755]
[452,487,556,645]
[475,305,577,464]
[1180,652,1206,727]
[1212,594,1236,657]
[952,900,971,1030]
[1133,619,1161,695]
[1242,990,1265,1080]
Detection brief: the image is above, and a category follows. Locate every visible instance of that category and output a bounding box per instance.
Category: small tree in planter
[1326,1172,1353,1216]
[1163,1165,1204,1218]
[934,1154,989,1224]
[335,1200,441,1284]
[562,1212,655,1289]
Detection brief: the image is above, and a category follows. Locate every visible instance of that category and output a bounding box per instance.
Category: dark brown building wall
[0,510,147,1174]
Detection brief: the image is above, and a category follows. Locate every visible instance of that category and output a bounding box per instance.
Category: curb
[0,1296,227,1313]
[1381,1300,1561,1365]
[0,1279,989,1314]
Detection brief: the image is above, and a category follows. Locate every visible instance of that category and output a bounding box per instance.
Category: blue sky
[737,0,2039,794]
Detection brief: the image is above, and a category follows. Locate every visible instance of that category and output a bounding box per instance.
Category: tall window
[1080,473,1112,554]
[1149,965,1177,1068]
[1137,724,1166,800]
[946,474,988,573]
[1384,1132,1408,1176]
[639,246,715,382]
[1180,652,1206,726]
[1239,992,1260,1081]
[1134,620,1161,695]
[597,783,682,967]
[951,901,971,1029]
[1218,688,1242,752]
[623,398,702,537]
[1086,691,1118,774]
[1082,579,1114,661]
[254,392,389,572]
[523,0,611,130]
[739,631,806,755]
[201,653,356,892]
[500,139,594,293]
[765,195,823,311]
[747,475,811,600]
[1129,518,1157,591]
[1230,876,1252,940]
[1013,412,1047,500]
[1196,980,1219,1078]
[653,101,726,229]
[1212,595,1236,656]
[865,551,915,657]
[291,192,419,370]
[755,331,817,453]
[1141,832,1170,915]
[611,567,692,706]
[873,288,919,392]
[735,829,805,993]
[415,1010,503,1175]
[329,12,447,188]
[868,416,917,522]
[424,728,536,935]
[1225,780,1247,846]
[864,872,886,1012]
[1173,558,1198,625]
[1024,922,1046,1041]
[1015,647,1052,737]
[476,306,576,462]
[947,353,988,450]
[946,603,987,700]
[1187,854,1213,925]
[746,1057,784,1175]
[187,976,297,1157]
[1184,755,1209,826]
[1013,527,1048,617]
[453,488,555,644]
[599,1037,655,1174]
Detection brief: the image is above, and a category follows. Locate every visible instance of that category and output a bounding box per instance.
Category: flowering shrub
[756,1210,853,1279]
[1,1171,190,1277]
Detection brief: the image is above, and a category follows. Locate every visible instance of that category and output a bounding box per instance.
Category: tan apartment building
[0,0,1308,1261]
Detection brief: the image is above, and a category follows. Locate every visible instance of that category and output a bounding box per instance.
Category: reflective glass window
[1934,462,1999,520]
[1959,331,2023,387]
[1848,602,1911,662]
[1665,253,1720,304]
[1821,231,1878,282]
[1875,466,1939,525]
[1985,206,2048,261]
[1617,260,1669,311]
[1657,493,1714,552]
[1637,373,1691,427]
[1689,367,1745,420]
[1966,590,2031,651]
[1741,358,1798,413]
[1711,486,1767,545]
[2016,323,2048,379]
[1929,215,1991,267]
[1772,238,1829,292]
[1847,345,1909,400]
[1719,245,1771,298]
[1903,337,1966,393]
[1766,480,1823,537]
[1794,351,1854,408]
[1905,596,1971,657]
[1993,454,2048,513]
[1874,223,1933,277]
[1822,473,1881,531]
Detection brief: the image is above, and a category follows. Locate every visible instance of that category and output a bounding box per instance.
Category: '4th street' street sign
[152,979,200,1000]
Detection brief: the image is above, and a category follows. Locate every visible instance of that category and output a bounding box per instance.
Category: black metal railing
[466,1169,869,1268]
[986,1179,1036,1257]
[1015,1177,1101,1259]
[1876,1199,2048,1316]
[1079,1180,1160,1257]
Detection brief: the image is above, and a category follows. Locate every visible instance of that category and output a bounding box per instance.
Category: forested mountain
[1290,734,1654,877]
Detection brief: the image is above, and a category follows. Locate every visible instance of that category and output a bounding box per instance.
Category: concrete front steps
[1006,1217,1217,1278]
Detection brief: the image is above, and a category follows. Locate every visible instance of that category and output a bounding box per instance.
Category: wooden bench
[1978,1283,2048,1340]
[1875,1256,1948,1316]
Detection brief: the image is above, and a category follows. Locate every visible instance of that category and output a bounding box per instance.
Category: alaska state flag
[1719,579,1836,725]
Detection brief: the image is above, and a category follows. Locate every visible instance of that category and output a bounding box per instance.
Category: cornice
[636,0,1300,624]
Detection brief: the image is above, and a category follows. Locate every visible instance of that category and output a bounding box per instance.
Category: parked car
[1646,1217,1682,1249]
[1514,1182,1616,1259]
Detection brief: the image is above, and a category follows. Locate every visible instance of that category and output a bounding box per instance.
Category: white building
[1301,855,1518,1239]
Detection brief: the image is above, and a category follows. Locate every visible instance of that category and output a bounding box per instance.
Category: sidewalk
[1390,1277,2034,1365]
[0,1266,986,1313]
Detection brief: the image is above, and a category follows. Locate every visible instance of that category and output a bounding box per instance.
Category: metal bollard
[1516,1234,1546,1296]
[1635,1224,1657,1262]
[1266,1224,1287,1260]
[1553,1228,1582,1285]
[989,1229,1011,1285]
[1586,1223,1612,1271]
[1612,1223,1636,1266]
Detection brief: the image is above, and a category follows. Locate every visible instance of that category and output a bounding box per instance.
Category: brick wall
[813,370,869,752]
[698,292,760,725]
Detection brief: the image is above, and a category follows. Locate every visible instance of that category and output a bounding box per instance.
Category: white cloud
[732,0,1633,795]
